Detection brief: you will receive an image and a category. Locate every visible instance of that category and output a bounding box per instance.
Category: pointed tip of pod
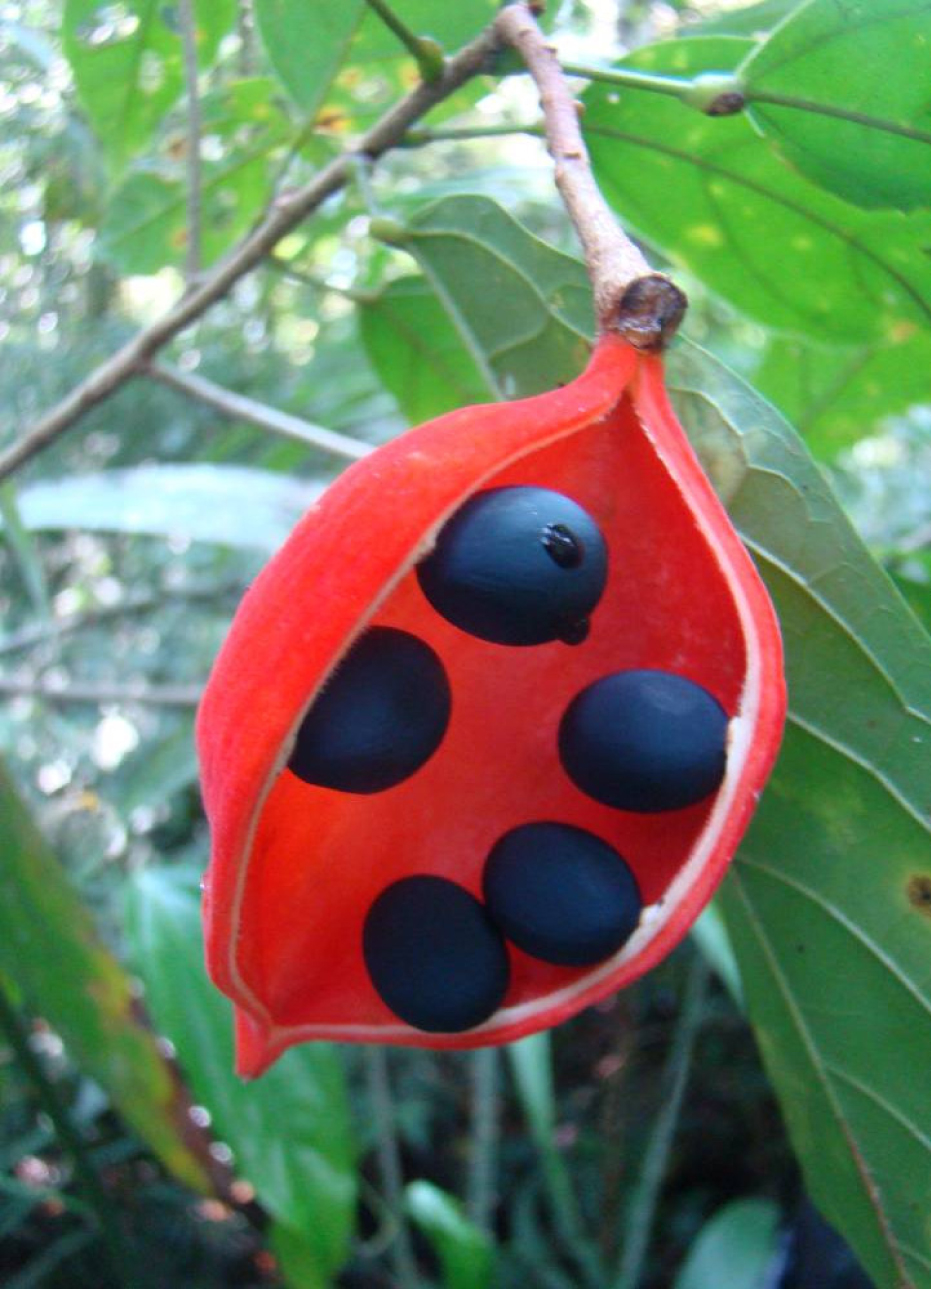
[234,1007,279,1079]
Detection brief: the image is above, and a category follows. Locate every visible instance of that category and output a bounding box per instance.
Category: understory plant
[0,1,929,1287]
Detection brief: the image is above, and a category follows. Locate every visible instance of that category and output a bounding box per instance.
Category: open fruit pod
[197,333,785,1076]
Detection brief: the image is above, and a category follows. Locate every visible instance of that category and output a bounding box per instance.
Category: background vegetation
[0,0,929,1285]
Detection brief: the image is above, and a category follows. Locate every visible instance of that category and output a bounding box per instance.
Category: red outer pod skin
[197,336,786,1077]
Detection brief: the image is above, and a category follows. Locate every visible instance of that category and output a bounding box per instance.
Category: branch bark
[0,2,686,483]
[0,676,202,707]
[495,3,685,347]
[147,363,373,460]
[0,22,502,483]
[177,0,204,281]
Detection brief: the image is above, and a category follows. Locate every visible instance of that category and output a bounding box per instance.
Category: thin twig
[0,676,202,707]
[0,582,242,657]
[0,985,139,1288]
[177,0,203,281]
[363,0,445,82]
[495,3,686,347]
[466,1047,499,1232]
[402,122,543,146]
[363,1047,419,1289]
[267,256,375,303]
[612,955,710,1289]
[147,364,373,460]
[0,21,503,483]
[561,60,693,101]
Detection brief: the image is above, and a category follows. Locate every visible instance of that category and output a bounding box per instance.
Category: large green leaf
[62,0,236,169]
[7,465,324,552]
[359,274,491,421]
[741,0,931,210]
[125,867,357,1289]
[584,37,931,341]
[0,761,210,1194]
[372,194,931,1289]
[751,330,931,457]
[383,195,593,397]
[668,342,931,1289]
[253,0,365,115]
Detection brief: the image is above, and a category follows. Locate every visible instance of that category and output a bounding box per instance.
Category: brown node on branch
[614,275,688,352]
[707,91,746,117]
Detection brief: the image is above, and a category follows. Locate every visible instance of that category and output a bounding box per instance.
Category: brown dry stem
[494,3,685,349]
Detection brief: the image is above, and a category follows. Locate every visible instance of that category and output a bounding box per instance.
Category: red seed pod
[197,335,785,1076]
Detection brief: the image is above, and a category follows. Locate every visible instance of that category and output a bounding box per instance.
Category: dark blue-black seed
[416,486,608,646]
[559,669,729,813]
[483,822,642,966]
[363,876,510,1032]
[288,627,451,794]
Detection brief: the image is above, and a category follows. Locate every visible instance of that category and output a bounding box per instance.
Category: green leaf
[388,194,593,397]
[124,866,357,1285]
[62,0,236,169]
[0,759,210,1194]
[752,331,931,457]
[741,0,931,210]
[691,901,743,1007]
[685,0,803,39]
[253,0,365,115]
[406,1181,495,1289]
[584,37,931,341]
[97,78,293,273]
[358,274,491,421]
[893,573,931,634]
[674,1198,781,1289]
[0,482,50,619]
[8,465,324,552]
[667,341,931,1289]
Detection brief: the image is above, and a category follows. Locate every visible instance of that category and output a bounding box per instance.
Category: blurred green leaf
[584,38,931,342]
[751,331,931,457]
[62,0,236,169]
[97,79,293,273]
[0,483,50,619]
[316,0,497,135]
[668,342,931,1289]
[674,1197,780,1289]
[508,1033,557,1146]
[691,901,743,1007]
[406,1180,495,1289]
[685,0,802,39]
[8,465,324,552]
[389,194,593,397]
[508,1034,603,1287]
[125,866,358,1287]
[741,0,931,210]
[358,274,491,421]
[254,0,365,115]
[0,759,210,1193]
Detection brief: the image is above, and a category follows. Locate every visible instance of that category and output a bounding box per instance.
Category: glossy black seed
[288,627,450,794]
[417,486,608,646]
[363,876,510,1032]
[559,669,729,813]
[483,822,642,966]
